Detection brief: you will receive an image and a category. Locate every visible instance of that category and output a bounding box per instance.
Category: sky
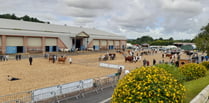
[0,0,209,40]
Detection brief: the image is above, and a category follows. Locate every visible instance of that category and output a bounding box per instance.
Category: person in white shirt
[125,69,130,75]
[68,57,72,64]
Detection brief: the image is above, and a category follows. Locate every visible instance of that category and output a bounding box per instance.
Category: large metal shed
[0,18,126,54]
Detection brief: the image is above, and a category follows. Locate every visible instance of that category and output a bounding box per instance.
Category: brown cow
[165,54,173,57]
[48,55,56,63]
[58,57,67,63]
[125,56,134,62]
[48,57,53,62]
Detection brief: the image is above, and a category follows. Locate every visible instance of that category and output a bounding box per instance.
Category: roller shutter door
[93,40,99,45]
[0,37,1,46]
[121,41,126,48]
[121,41,126,45]
[108,40,113,45]
[6,37,23,46]
[101,40,107,46]
[28,37,41,47]
[46,38,57,46]
[115,41,119,46]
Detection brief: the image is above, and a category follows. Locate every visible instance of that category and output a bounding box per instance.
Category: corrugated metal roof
[0,18,126,40]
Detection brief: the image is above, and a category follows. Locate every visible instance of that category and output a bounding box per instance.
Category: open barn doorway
[73,31,89,51]
[17,46,24,53]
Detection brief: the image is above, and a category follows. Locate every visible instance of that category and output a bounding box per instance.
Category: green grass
[155,64,186,83]
[184,71,209,103]
[156,64,209,103]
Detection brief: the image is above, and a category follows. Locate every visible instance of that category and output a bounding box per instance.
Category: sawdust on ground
[0,51,189,96]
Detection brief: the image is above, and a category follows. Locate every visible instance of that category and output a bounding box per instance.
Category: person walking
[205,55,209,61]
[16,55,19,61]
[52,55,56,63]
[147,60,150,66]
[29,56,33,65]
[201,55,204,62]
[153,59,156,65]
[143,59,147,66]
[117,67,123,80]
[19,54,22,60]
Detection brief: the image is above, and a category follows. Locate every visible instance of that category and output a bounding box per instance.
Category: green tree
[158,37,163,40]
[194,23,209,56]
[150,40,174,46]
[136,36,154,44]
[0,13,50,24]
[11,13,19,20]
[21,15,30,21]
[168,37,174,41]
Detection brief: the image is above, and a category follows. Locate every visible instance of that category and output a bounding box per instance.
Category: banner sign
[99,63,125,69]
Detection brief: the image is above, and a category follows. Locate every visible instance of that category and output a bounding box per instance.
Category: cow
[48,55,53,62]
[165,54,173,57]
[125,56,135,63]
[109,53,116,60]
[58,56,67,63]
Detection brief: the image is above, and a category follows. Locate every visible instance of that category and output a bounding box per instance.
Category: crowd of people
[116,48,209,80]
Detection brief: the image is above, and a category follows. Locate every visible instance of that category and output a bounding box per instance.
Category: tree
[168,37,174,41]
[136,36,154,44]
[0,13,50,24]
[194,23,209,56]
[21,15,30,21]
[158,37,163,40]
[11,13,19,20]
[150,40,174,46]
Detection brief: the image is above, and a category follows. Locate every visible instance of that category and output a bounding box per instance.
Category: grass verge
[184,71,209,103]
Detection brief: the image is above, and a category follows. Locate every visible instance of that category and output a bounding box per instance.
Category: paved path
[59,87,114,103]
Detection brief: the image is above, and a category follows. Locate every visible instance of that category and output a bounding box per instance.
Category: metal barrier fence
[57,74,118,103]
[0,74,118,103]
[0,91,32,103]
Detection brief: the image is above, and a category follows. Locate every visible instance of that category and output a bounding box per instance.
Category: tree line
[0,13,50,24]
[128,36,192,46]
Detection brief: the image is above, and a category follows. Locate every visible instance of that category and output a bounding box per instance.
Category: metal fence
[57,74,118,103]
[0,74,118,103]
[0,91,32,103]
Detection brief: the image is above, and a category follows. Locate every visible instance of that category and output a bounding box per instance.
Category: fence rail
[0,74,118,103]
[0,91,32,103]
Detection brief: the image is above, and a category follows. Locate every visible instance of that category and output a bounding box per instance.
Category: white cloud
[58,0,113,18]
[0,0,209,40]
[63,0,113,10]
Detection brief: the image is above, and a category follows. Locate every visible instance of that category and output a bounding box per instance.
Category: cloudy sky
[0,0,209,40]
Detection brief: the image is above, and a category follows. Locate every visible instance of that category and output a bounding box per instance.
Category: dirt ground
[0,51,189,96]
